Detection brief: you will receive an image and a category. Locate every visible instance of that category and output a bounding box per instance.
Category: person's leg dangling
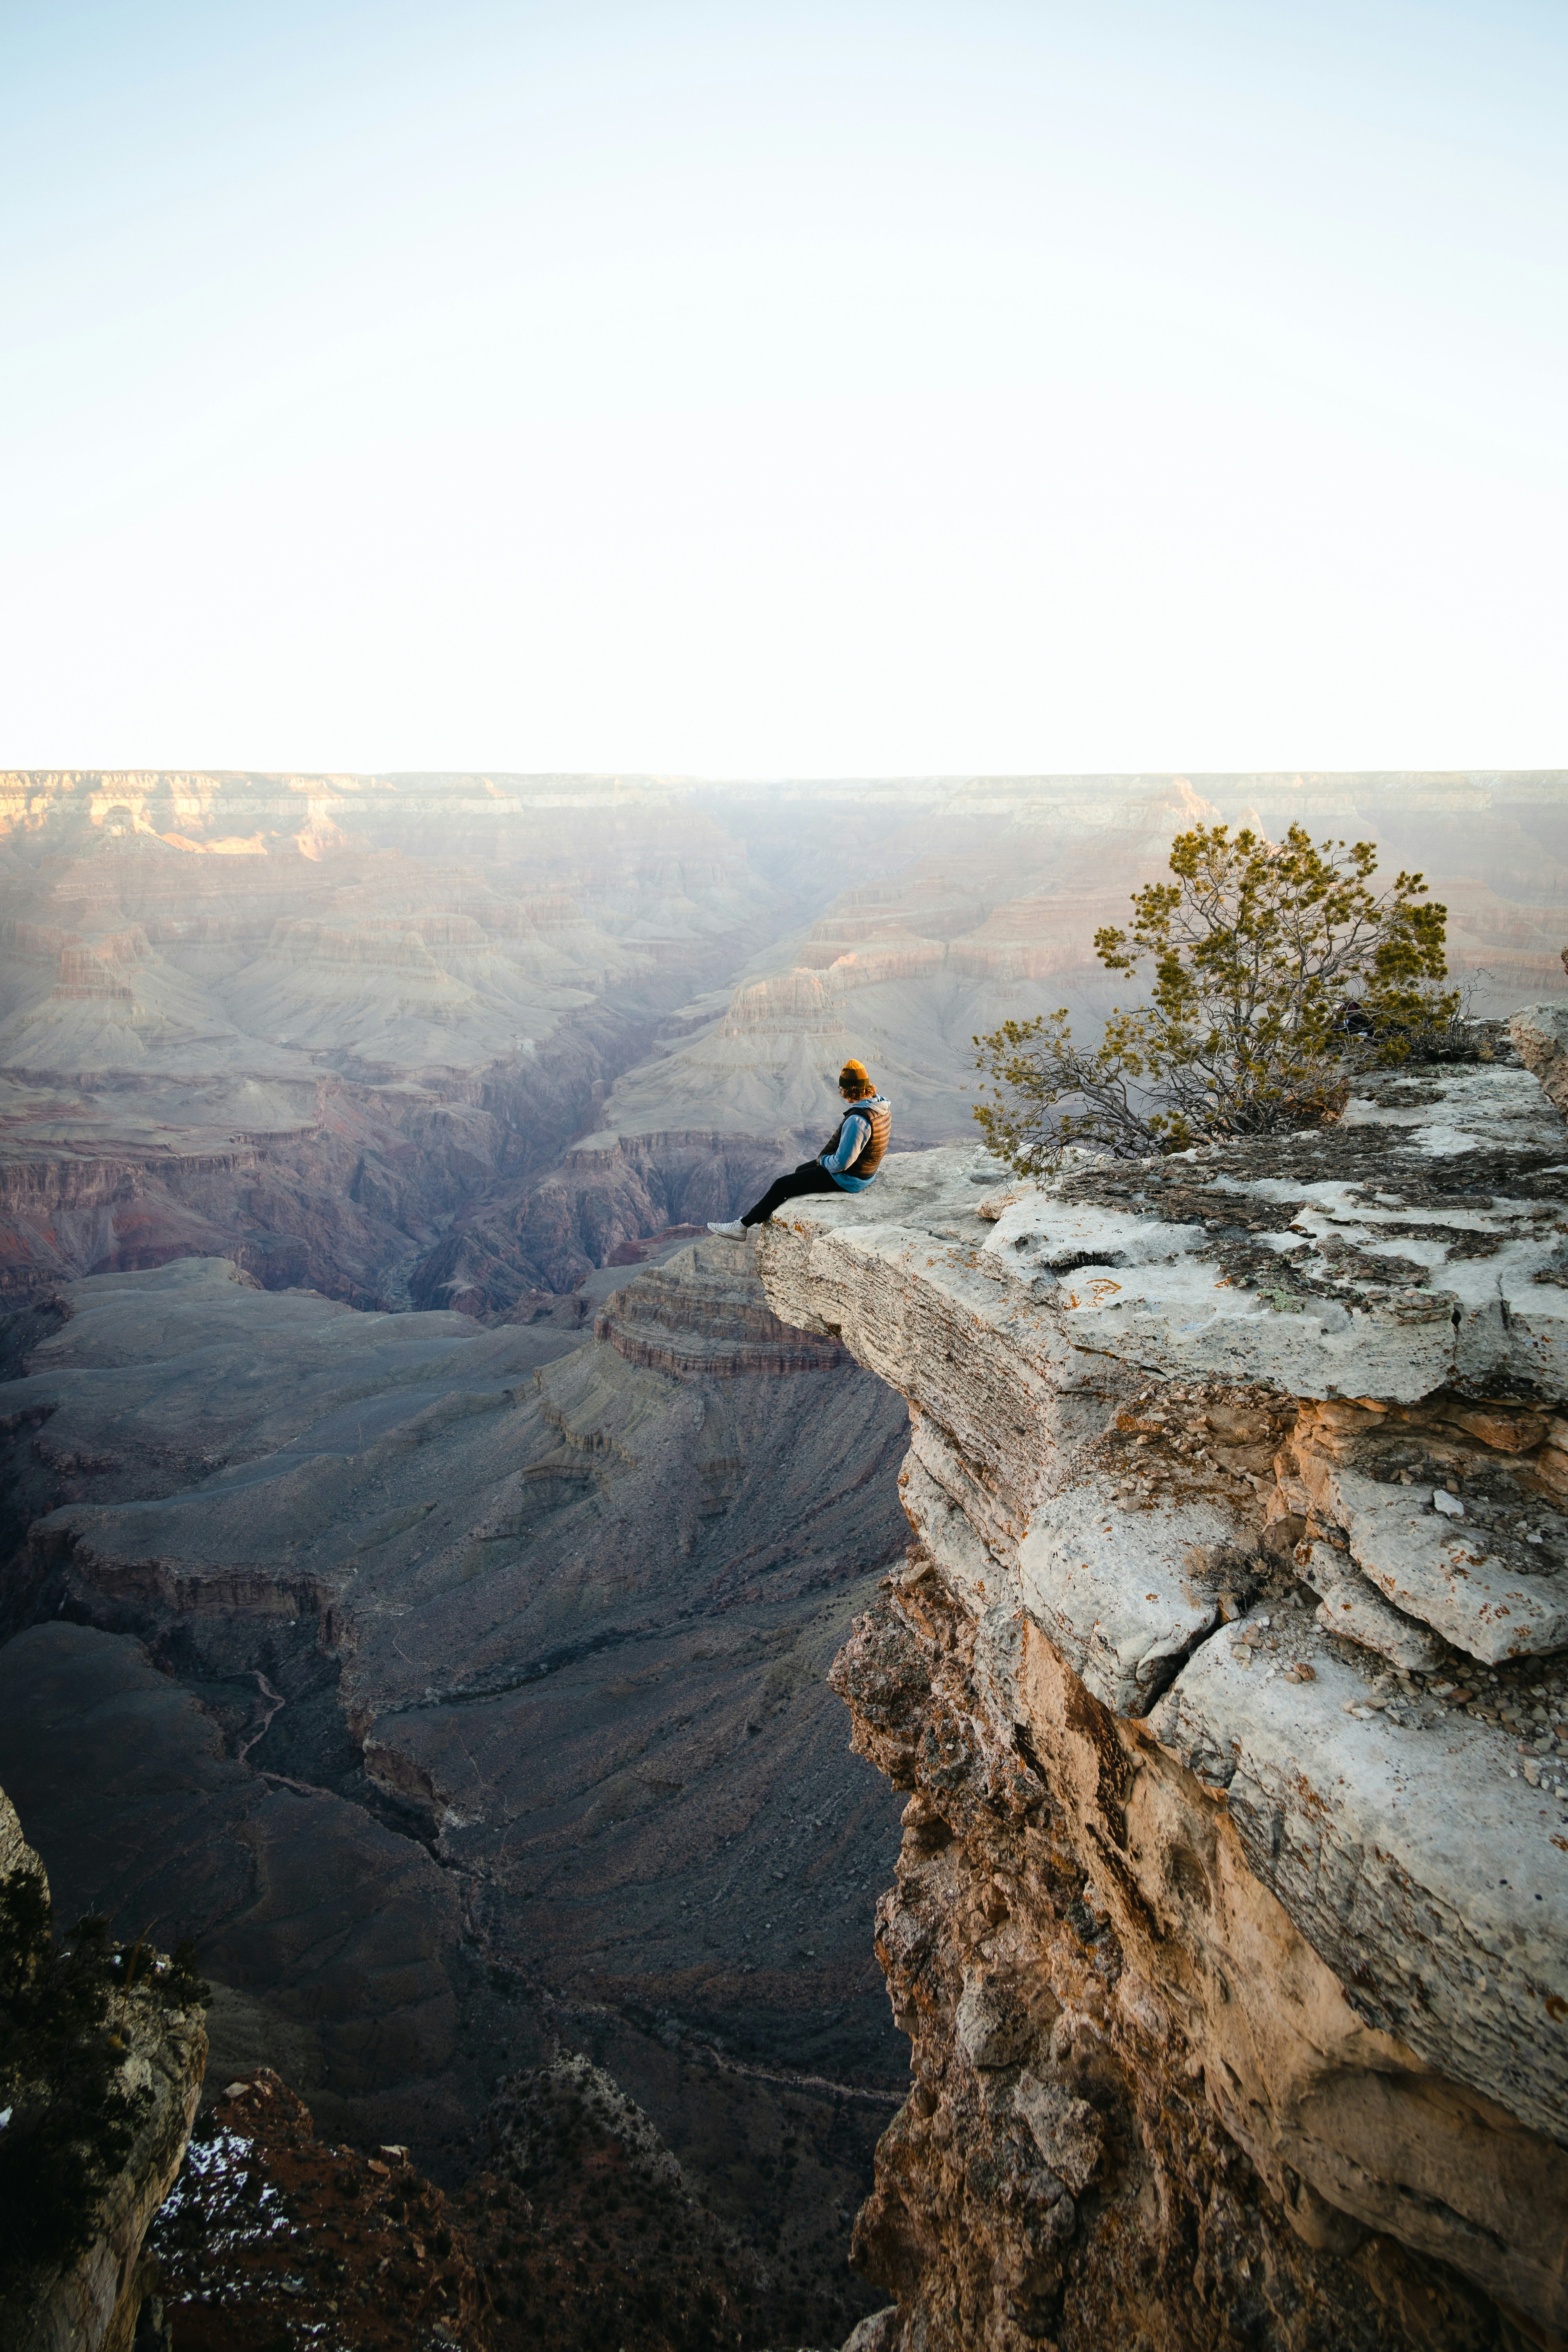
[707,1161,840,1235]
[741,1161,840,1226]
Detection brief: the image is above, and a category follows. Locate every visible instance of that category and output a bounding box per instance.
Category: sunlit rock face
[756,1045,1568,2352]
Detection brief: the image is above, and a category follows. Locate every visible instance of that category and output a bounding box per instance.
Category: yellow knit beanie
[838,1059,873,1097]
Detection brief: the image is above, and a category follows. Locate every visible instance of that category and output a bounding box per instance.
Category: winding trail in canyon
[236,1667,286,1763]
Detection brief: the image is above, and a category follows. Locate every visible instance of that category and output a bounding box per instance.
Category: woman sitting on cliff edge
[708,1060,892,1236]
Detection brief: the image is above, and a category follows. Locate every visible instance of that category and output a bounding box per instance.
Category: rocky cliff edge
[758,1025,1568,2352]
[0,1784,206,2352]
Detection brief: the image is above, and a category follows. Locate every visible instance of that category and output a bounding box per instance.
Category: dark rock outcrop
[152,2053,870,2351]
[0,1783,207,2352]
[149,2069,490,2350]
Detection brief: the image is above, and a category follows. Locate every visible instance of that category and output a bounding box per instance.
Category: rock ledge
[759,1050,1568,2352]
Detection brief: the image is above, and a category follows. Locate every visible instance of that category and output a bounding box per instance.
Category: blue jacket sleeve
[820,1109,870,1174]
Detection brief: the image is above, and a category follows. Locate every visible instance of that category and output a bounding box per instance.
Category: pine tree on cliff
[974,822,1460,1166]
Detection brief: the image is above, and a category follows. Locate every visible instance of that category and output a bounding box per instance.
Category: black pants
[741,1160,843,1227]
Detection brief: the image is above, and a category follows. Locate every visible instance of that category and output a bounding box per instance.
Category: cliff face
[595,1233,850,1376]
[757,1036,1568,2352]
[0,1785,206,2352]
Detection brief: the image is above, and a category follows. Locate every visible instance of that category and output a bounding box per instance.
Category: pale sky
[2,0,1563,777]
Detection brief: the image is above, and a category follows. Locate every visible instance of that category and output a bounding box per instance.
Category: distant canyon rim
[3,768,1566,1319]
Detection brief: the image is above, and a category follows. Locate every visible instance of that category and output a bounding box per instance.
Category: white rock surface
[757,1058,1568,2335]
[1017,1481,1224,1715]
[1325,1465,1568,1659]
[1146,1622,1566,2142]
[1305,1555,1445,1672]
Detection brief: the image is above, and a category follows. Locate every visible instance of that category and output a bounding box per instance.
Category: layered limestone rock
[0,1785,207,2352]
[757,1049,1568,2352]
[1513,999,1568,1125]
[596,1234,849,1376]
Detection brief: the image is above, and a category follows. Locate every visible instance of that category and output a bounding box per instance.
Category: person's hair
[838,1060,874,1098]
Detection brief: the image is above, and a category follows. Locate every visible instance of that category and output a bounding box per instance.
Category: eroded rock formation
[148,2069,493,2350]
[757,1033,1568,2351]
[0,1238,911,2331]
[596,1233,850,1376]
[0,1784,207,2352]
[148,2048,857,2350]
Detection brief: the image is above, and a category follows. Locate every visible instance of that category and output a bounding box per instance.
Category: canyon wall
[0,772,808,1307]
[597,770,1568,1156]
[0,1237,915,2340]
[6,771,1567,1317]
[0,1785,207,2352]
[757,1034,1568,2352]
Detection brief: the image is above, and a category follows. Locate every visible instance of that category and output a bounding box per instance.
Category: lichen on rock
[759,1045,1568,2352]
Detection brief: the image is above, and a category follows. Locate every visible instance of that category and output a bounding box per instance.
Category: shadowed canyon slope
[0,1237,913,2336]
[4,770,1567,1316]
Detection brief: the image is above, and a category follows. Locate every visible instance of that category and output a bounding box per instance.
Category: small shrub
[974,823,1458,1167]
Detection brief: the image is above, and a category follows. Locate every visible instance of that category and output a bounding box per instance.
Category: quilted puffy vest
[825,1094,891,1178]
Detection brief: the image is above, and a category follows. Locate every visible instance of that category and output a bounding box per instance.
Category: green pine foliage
[0,1866,209,2290]
[974,824,1460,1169]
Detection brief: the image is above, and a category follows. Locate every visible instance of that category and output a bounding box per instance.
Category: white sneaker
[707,1219,748,1239]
